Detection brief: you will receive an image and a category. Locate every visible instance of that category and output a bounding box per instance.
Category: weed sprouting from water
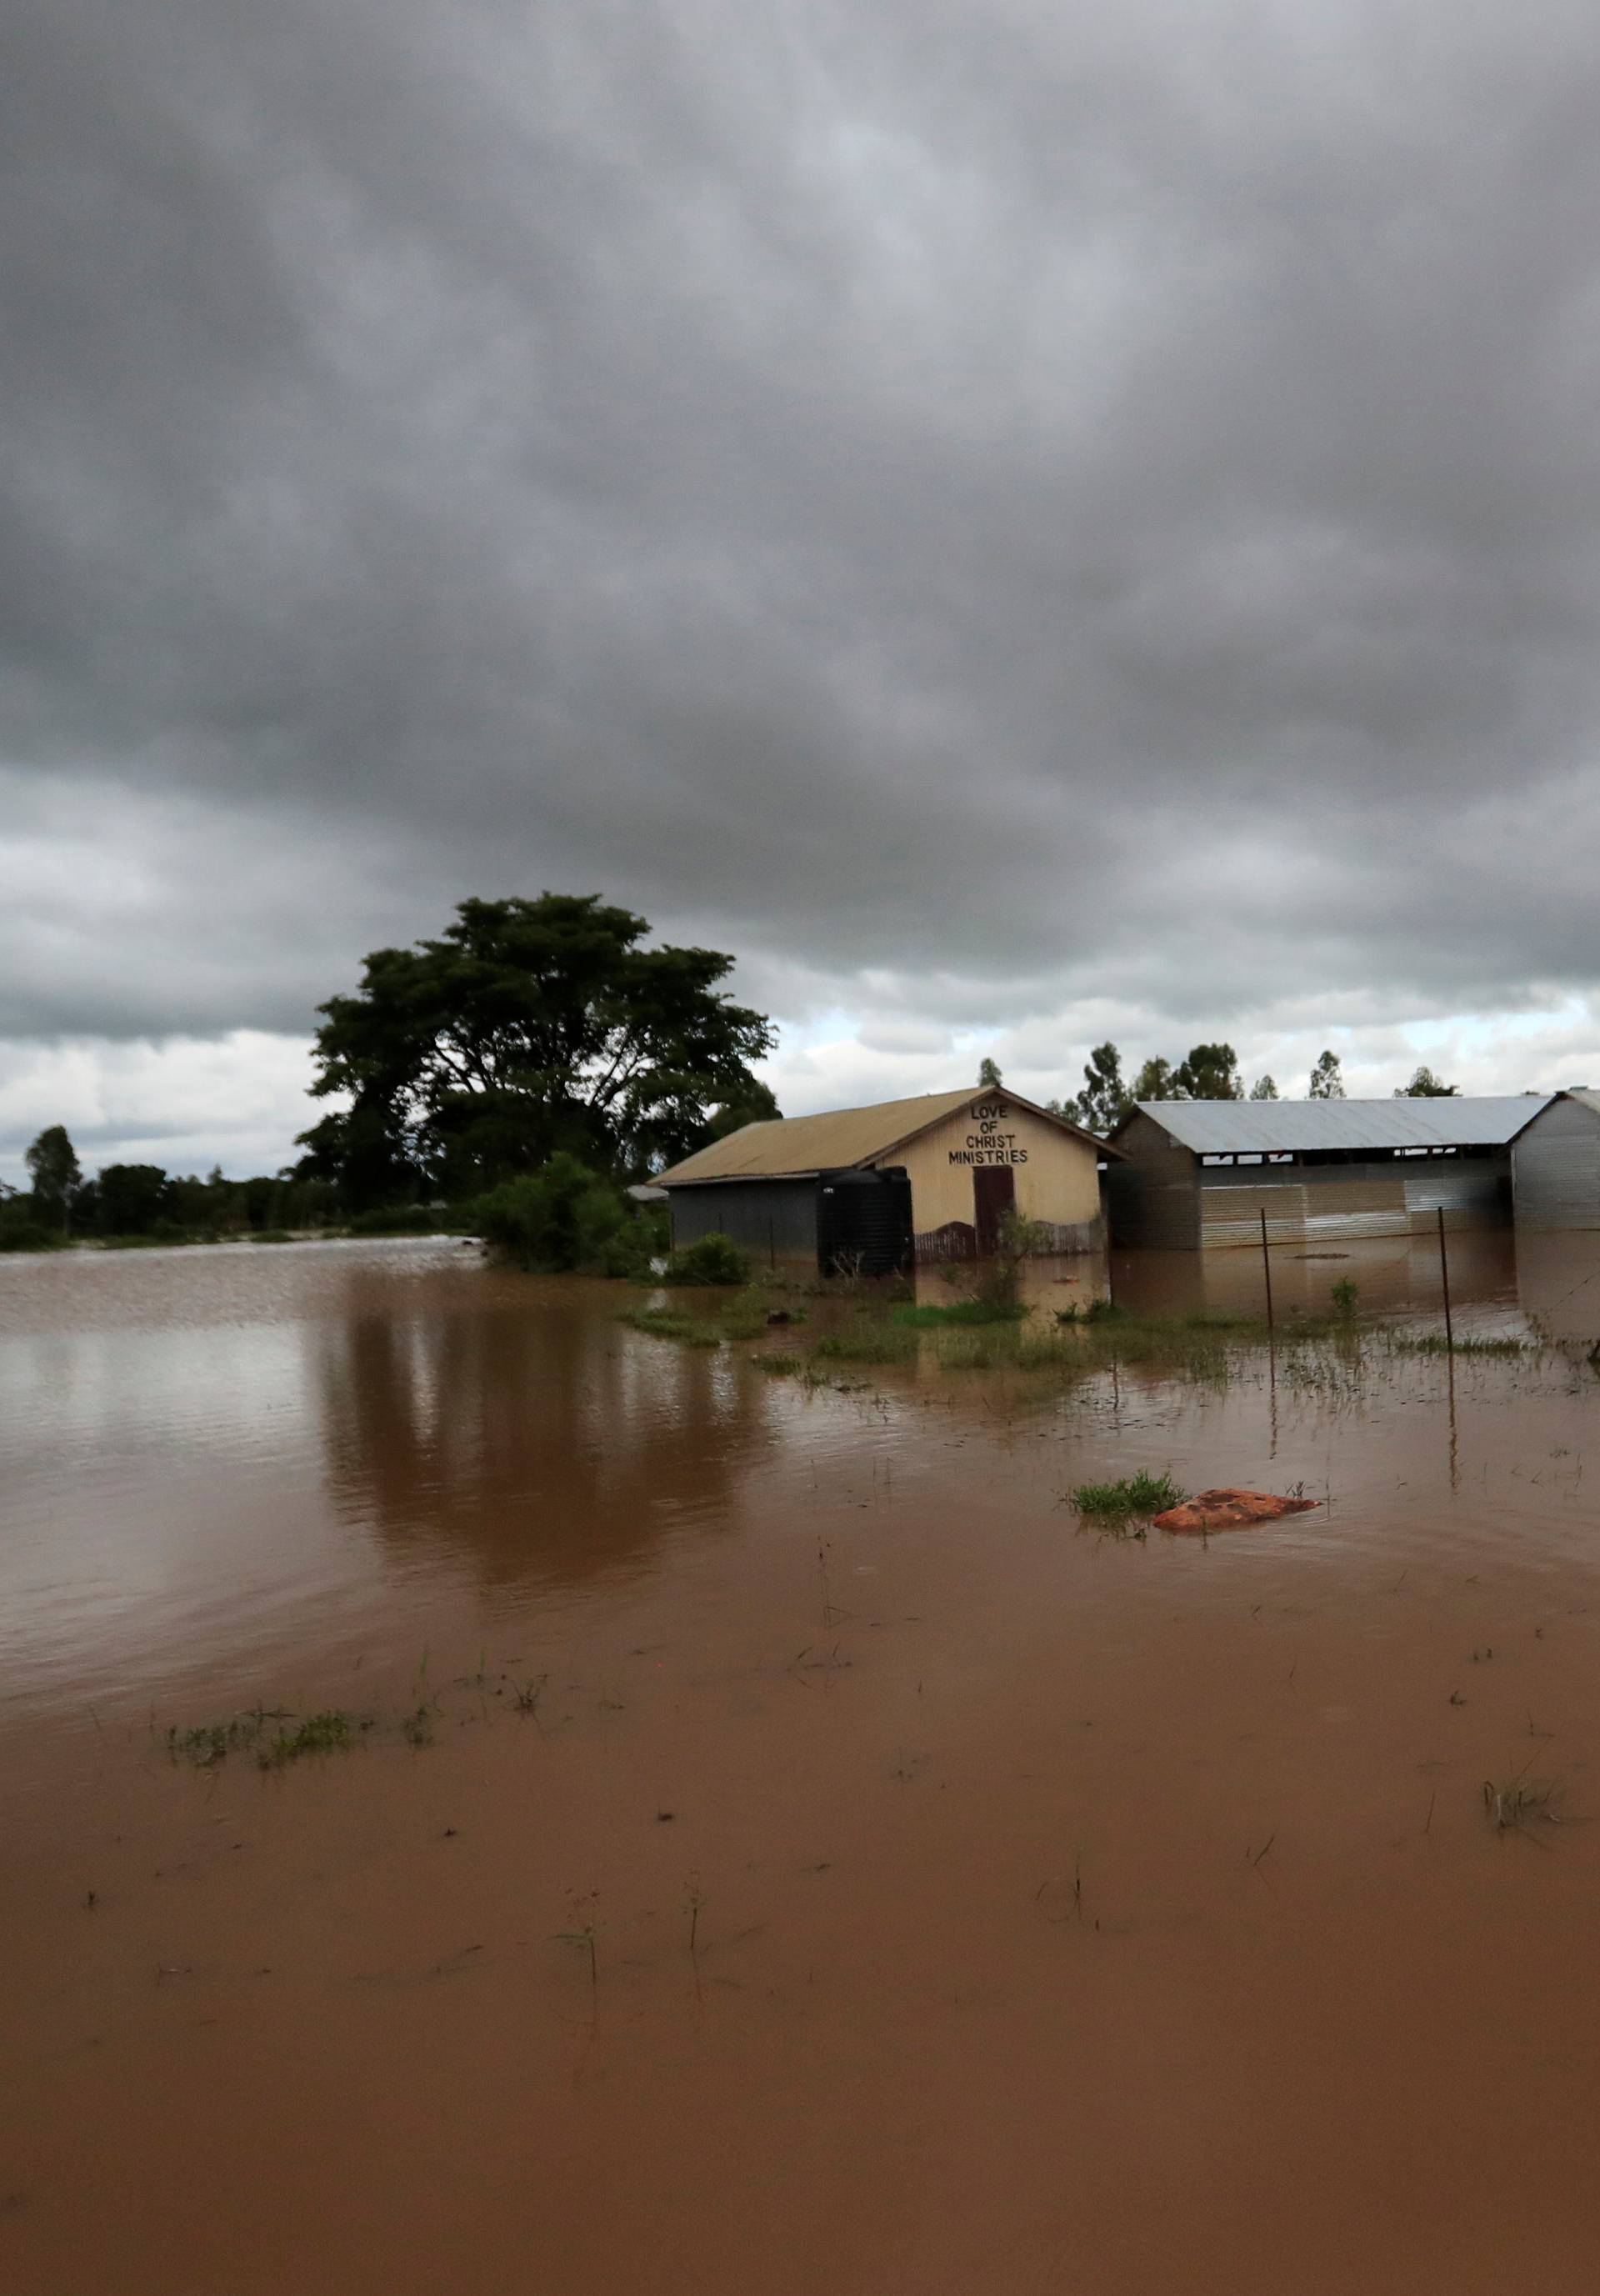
[401,1702,434,1749]
[167,1707,288,1766]
[511,1673,548,1719]
[557,1889,602,1999]
[1483,1774,1563,1839]
[262,1709,362,1766]
[683,1873,706,1967]
[1070,1471,1184,1525]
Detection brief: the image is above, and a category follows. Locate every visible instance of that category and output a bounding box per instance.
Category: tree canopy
[1058,1042,1128,1132]
[1395,1065,1458,1097]
[1308,1049,1346,1098]
[1171,1043,1242,1100]
[24,1126,81,1230]
[296,893,776,1201]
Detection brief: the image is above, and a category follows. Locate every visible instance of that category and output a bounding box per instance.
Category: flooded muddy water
[6,1234,1600,2293]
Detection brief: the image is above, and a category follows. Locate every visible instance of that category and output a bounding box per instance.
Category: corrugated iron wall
[1195,1154,1510,1248]
[1513,1098,1600,1229]
[668,1178,819,1261]
[1104,1113,1200,1247]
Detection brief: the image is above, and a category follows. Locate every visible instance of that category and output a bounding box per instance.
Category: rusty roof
[658,1088,1116,1185]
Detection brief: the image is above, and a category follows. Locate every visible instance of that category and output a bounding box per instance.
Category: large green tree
[96,1164,169,1235]
[706,1080,782,1141]
[1308,1049,1346,1099]
[1172,1043,1243,1100]
[1064,1042,1128,1133]
[297,894,776,1201]
[1395,1065,1458,1097]
[24,1125,81,1232]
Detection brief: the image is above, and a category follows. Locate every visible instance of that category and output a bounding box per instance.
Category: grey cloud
[3,0,1600,1058]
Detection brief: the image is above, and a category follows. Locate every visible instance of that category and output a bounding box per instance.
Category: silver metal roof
[1122,1095,1552,1155]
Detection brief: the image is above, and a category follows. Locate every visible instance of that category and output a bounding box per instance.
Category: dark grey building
[1511,1091,1600,1229]
[1107,1097,1552,1250]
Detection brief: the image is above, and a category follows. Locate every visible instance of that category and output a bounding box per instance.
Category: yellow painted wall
[879,1094,1103,1247]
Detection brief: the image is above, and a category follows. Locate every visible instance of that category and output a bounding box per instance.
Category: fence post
[1437,1204,1453,1355]
[1259,1208,1275,1335]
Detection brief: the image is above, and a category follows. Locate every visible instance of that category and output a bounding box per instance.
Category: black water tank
[816,1168,912,1276]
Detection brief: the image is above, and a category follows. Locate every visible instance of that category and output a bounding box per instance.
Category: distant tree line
[2,1125,342,1253]
[1050,1044,1459,1133]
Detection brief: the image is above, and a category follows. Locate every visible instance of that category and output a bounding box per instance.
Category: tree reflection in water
[315,1266,776,1593]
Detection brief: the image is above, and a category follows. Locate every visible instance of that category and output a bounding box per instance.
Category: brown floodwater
[5,1232,1600,2293]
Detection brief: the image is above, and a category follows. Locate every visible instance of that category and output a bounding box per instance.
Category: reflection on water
[316,1266,777,1587]
[1111,1228,1525,1328]
[2,1228,1592,1726]
[0,1241,791,1710]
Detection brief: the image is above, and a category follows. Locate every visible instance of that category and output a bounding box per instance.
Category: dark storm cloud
[5,0,1600,1043]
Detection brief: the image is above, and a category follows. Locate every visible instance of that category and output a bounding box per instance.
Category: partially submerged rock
[1152,1487,1322,1535]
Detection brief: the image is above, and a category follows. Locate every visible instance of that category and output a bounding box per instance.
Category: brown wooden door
[972,1164,1015,1256]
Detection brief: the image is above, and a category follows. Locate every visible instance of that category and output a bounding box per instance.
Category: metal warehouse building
[1106,1096,1552,1249]
[657,1088,1118,1273]
[1512,1091,1600,1229]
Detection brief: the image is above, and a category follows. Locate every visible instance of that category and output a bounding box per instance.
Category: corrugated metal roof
[658,1089,977,1184]
[1118,1095,1552,1155]
[658,1087,1114,1185]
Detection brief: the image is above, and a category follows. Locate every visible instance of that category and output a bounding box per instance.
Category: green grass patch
[812,1316,920,1366]
[892,1298,1028,1328]
[262,1709,365,1765]
[1388,1333,1534,1358]
[1070,1471,1185,1523]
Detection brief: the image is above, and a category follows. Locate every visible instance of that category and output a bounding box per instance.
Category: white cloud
[0,1031,316,1183]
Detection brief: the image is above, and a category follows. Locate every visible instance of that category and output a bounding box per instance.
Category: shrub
[345,1205,438,1237]
[0,1208,63,1253]
[661,1232,752,1287]
[597,1205,669,1278]
[476,1154,628,1273]
[1330,1278,1359,1320]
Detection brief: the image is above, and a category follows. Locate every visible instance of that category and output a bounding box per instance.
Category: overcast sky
[5,0,1600,1179]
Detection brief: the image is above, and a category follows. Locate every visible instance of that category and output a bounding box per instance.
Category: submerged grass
[620,1275,1551,1402]
[623,1286,806,1349]
[623,1290,776,1347]
[263,1709,365,1765]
